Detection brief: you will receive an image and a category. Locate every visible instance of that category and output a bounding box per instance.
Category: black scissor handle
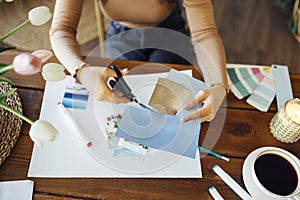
[108,65,123,78]
[107,65,133,100]
[107,76,118,90]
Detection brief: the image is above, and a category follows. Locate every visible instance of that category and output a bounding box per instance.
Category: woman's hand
[181,85,226,123]
[76,65,128,103]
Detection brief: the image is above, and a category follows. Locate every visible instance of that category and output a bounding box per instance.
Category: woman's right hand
[76,65,129,103]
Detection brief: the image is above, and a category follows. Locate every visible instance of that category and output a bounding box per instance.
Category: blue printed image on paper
[115,106,200,158]
[62,85,89,110]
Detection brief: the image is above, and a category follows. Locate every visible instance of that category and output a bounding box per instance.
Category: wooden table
[1,50,300,199]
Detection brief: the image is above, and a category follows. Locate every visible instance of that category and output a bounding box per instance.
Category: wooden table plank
[1,106,299,199]
[0,134,243,200]
[1,50,300,199]
[200,108,300,159]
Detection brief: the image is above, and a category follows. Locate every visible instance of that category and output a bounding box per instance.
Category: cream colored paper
[149,78,192,115]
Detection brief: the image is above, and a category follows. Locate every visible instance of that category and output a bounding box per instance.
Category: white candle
[286,100,300,124]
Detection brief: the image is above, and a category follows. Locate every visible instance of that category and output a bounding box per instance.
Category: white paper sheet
[28,70,202,178]
[0,180,34,200]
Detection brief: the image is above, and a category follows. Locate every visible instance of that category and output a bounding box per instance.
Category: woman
[50,0,229,122]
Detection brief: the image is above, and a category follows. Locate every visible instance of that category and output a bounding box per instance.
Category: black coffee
[254,153,298,196]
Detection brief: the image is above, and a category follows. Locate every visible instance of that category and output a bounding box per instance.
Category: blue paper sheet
[115,69,207,158]
[115,106,200,158]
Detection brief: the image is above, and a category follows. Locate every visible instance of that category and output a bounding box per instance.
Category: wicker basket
[0,81,23,166]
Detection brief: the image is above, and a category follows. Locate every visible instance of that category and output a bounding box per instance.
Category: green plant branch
[0,20,30,42]
[0,101,33,124]
[0,65,13,75]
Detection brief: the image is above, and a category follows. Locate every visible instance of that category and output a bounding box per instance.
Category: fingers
[181,103,212,123]
[121,68,128,75]
[182,86,227,123]
[184,89,210,110]
[95,67,129,103]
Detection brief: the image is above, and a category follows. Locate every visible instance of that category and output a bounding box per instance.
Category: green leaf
[0,88,17,102]
[0,63,8,68]
[0,0,3,3]
[0,75,13,84]
[0,45,16,53]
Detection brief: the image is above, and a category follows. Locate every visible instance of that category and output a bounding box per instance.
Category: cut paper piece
[271,64,293,109]
[0,180,34,200]
[227,66,271,99]
[62,84,89,110]
[115,106,200,158]
[105,113,148,155]
[246,75,275,112]
[148,78,192,115]
[166,69,207,97]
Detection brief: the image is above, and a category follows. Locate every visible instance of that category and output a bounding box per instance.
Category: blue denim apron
[105,5,195,65]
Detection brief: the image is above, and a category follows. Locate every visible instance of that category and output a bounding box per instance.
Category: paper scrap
[149,78,192,115]
[115,106,200,158]
[0,180,34,200]
[272,64,293,109]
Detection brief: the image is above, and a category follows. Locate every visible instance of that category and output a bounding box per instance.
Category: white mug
[243,147,300,200]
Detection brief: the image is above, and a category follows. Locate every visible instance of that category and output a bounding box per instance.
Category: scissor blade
[133,98,160,114]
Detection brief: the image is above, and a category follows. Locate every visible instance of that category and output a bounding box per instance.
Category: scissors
[107,65,160,114]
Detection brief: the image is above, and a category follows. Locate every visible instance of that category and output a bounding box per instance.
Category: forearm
[184,0,229,90]
[50,30,86,76]
[49,0,86,76]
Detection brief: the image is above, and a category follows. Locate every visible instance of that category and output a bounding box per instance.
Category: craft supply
[208,186,224,200]
[62,84,89,110]
[118,138,148,154]
[213,165,253,200]
[271,64,293,110]
[226,64,276,112]
[106,65,160,114]
[115,106,200,158]
[0,180,34,200]
[148,78,192,115]
[270,98,300,143]
[198,146,230,161]
[246,74,275,112]
[57,102,92,148]
[226,64,269,99]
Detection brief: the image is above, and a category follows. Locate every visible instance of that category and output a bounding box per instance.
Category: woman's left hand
[181,85,226,123]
